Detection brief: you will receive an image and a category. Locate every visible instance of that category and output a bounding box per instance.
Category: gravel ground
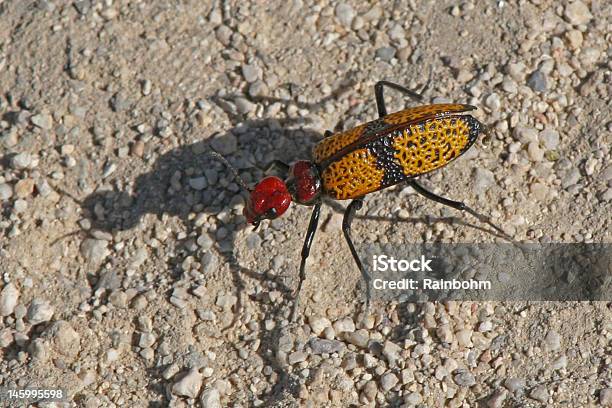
[0,0,611,407]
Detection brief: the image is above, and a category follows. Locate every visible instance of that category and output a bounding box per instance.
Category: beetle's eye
[266,207,278,218]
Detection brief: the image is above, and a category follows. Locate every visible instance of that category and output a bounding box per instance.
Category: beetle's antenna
[208,149,252,192]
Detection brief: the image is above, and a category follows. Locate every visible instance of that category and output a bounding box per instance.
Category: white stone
[200,387,221,408]
[308,316,331,336]
[27,298,54,325]
[172,368,203,398]
[0,283,19,316]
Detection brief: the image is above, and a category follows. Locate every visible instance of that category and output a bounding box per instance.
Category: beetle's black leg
[342,198,371,319]
[408,180,511,239]
[291,202,322,321]
[264,160,290,174]
[324,129,333,137]
[375,80,425,117]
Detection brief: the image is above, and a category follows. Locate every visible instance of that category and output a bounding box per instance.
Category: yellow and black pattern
[312,103,475,164]
[393,116,474,177]
[313,124,367,164]
[320,115,482,200]
[321,148,385,200]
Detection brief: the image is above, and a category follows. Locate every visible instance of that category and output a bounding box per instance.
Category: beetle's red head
[243,176,292,228]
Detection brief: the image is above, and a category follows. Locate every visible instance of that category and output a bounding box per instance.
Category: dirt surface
[0,1,611,407]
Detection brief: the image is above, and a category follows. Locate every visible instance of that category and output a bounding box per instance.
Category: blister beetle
[211,81,507,321]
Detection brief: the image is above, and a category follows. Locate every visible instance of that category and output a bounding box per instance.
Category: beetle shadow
[77,118,324,404]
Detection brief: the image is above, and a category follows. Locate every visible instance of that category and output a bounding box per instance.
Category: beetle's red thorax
[287,161,322,205]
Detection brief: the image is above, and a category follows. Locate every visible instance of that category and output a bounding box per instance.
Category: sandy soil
[0,1,610,407]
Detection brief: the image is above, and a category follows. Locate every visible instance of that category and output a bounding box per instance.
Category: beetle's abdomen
[321,115,481,200]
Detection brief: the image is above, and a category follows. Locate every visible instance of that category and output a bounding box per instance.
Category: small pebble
[208,8,222,26]
[172,368,203,398]
[14,199,28,213]
[131,140,145,157]
[335,3,355,27]
[189,177,208,190]
[565,30,583,50]
[163,363,180,380]
[110,93,129,112]
[478,320,493,332]
[382,340,402,367]
[288,351,308,365]
[241,64,260,83]
[36,179,52,197]
[486,390,507,408]
[235,97,255,114]
[563,1,593,25]
[505,62,526,80]
[455,329,473,347]
[102,162,117,178]
[527,70,547,92]
[309,316,331,336]
[246,233,262,250]
[0,283,20,316]
[539,129,560,150]
[14,178,35,198]
[200,387,221,408]
[527,141,544,162]
[453,369,476,387]
[31,113,53,129]
[333,317,355,333]
[201,252,218,275]
[80,239,110,263]
[0,183,13,200]
[375,47,396,61]
[561,168,581,189]
[473,168,495,193]
[215,25,232,46]
[485,93,500,111]
[11,152,32,169]
[362,380,378,402]
[552,355,567,370]
[404,392,422,406]
[504,377,525,393]
[310,339,345,354]
[210,133,237,155]
[139,333,156,348]
[380,372,398,391]
[106,348,121,363]
[141,79,152,96]
[501,79,517,93]
[543,330,561,351]
[529,385,548,403]
[344,329,368,348]
[27,298,54,325]
[514,126,538,143]
[197,234,214,250]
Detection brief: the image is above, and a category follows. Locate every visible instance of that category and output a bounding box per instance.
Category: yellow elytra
[314,104,481,200]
